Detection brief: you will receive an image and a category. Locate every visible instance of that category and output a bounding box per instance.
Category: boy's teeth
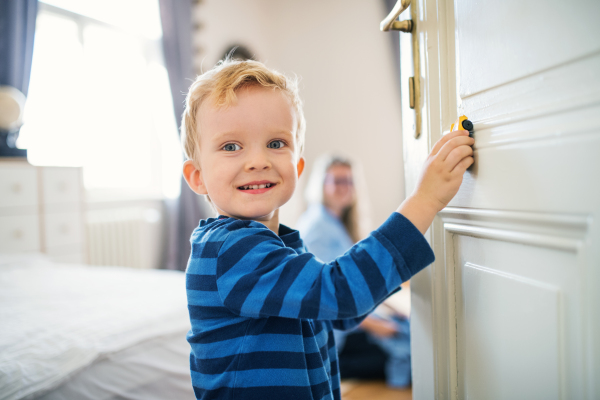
[239,183,273,190]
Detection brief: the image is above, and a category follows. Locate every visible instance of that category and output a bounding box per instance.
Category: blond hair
[181,59,306,166]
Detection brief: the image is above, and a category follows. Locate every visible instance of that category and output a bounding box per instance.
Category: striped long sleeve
[215,214,429,320]
[185,212,434,400]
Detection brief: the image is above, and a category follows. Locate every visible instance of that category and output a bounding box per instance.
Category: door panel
[460,261,560,400]
[451,111,600,212]
[456,0,600,98]
[439,208,590,399]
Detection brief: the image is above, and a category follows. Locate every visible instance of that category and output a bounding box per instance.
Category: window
[19,0,182,199]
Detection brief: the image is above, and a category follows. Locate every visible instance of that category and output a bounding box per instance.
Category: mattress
[37,330,194,400]
[0,254,193,400]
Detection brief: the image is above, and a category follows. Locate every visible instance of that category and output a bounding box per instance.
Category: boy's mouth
[237,181,276,193]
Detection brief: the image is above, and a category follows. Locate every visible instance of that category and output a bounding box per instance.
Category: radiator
[85,207,163,269]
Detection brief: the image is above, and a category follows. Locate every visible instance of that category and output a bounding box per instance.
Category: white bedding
[0,254,191,400]
[38,330,193,400]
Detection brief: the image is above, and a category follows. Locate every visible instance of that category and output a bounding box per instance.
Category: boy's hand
[414,130,474,211]
[397,130,474,233]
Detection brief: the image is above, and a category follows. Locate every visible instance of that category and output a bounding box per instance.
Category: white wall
[193,0,405,229]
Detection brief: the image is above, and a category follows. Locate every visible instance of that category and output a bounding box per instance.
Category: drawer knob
[13,229,23,239]
[57,181,68,192]
[11,183,22,193]
[59,224,70,235]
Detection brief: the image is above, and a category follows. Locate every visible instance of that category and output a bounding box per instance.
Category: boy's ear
[183,160,208,195]
[297,157,305,178]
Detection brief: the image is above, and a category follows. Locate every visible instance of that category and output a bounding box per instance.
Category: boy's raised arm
[212,213,434,321]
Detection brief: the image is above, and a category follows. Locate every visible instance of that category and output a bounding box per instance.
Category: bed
[0,254,195,400]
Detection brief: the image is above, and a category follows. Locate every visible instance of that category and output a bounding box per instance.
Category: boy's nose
[245,149,272,171]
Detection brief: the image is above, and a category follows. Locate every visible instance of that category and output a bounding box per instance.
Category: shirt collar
[278,223,301,248]
[203,216,304,251]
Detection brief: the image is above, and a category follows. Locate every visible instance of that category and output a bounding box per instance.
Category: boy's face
[186,86,304,224]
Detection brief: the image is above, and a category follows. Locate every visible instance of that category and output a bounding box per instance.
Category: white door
[394,0,600,399]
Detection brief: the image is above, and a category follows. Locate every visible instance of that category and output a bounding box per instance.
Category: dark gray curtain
[159,0,211,271]
[0,0,38,157]
[0,0,37,96]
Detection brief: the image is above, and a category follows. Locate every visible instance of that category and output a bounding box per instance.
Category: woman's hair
[304,154,371,243]
[181,58,306,168]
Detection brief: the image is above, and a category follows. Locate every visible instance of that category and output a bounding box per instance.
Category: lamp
[0,85,27,157]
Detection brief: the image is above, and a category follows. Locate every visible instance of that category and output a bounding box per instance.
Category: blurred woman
[296,154,412,388]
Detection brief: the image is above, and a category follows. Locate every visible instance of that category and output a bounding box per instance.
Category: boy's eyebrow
[211,129,295,143]
[210,131,240,143]
[271,130,295,140]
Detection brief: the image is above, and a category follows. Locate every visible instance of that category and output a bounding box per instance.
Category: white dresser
[0,159,86,263]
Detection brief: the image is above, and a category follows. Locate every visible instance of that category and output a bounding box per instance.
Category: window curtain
[0,0,38,156]
[159,0,212,271]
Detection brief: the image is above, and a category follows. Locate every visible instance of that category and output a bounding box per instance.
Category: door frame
[401,0,462,398]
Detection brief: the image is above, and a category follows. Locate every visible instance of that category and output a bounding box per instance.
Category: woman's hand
[360,316,399,338]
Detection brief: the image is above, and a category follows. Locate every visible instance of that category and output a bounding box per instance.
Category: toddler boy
[181,59,474,400]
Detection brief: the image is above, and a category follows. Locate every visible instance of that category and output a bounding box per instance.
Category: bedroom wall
[192,0,405,230]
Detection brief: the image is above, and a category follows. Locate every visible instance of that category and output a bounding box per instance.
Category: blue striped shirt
[185,212,434,399]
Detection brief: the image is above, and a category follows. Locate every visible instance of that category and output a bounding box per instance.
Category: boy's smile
[237,180,277,194]
[183,85,304,233]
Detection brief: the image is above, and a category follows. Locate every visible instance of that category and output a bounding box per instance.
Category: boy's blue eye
[267,140,285,149]
[222,143,241,151]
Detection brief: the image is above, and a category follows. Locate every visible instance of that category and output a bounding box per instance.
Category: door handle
[380,0,412,32]
[380,0,422,138]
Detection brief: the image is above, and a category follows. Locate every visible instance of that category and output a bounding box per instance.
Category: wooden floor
[340,380,412,400]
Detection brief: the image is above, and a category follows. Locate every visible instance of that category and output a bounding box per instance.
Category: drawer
[0,166,39,209]
[40,167,82,206]
[0,214,41,253]
[44,211,84,248]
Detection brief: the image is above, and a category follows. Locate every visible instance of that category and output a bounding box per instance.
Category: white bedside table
[0,159,86,263]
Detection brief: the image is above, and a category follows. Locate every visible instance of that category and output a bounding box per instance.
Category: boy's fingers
[445,145,474,171]
[430,130,470,157]
[430,130,465,156]
[437,135,474,161]
[451,155,474,174]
